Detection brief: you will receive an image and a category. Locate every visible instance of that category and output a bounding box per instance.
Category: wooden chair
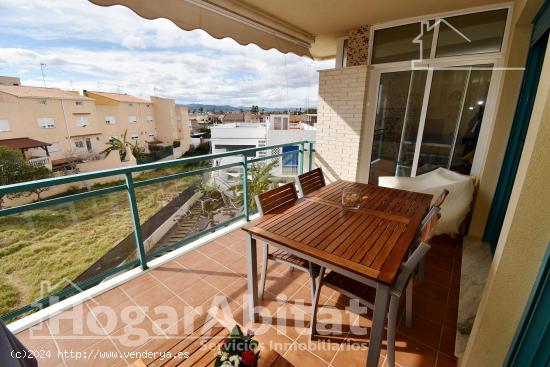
[256,183,318,301]
[417,188,449,283]
[310,208,441,367]
[296,168,326,197]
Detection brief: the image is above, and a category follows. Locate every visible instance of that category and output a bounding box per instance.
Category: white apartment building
[210,116,316,185]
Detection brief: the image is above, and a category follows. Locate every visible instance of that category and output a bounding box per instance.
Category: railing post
[308,141,314,172]
[242,154,249,221]
[124,173,148,270]
[298,143,305,175]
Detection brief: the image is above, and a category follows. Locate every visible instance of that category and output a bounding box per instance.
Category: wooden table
[242,180,432,367]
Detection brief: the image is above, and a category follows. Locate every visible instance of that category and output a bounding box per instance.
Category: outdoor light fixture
[477,100,484,105]
[469,106,474,110]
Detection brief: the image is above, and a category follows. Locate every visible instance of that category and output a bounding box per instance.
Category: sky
[0,0,334,108]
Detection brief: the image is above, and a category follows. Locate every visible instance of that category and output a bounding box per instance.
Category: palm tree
[231,160,278,212]
[101,130,142,161]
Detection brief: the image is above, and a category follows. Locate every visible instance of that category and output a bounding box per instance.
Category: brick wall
[315,65,368,182]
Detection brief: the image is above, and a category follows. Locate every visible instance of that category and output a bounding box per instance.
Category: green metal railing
[0,140,315,321]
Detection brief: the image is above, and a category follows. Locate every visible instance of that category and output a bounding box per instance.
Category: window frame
[37,117,55,129]
[368,4,513,67]
[128,115,137,124]
[0,118,10,132]
[75,115,89,127]
[105,116,116,125]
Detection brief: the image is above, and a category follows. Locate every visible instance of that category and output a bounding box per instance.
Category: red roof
[0,137,51,150]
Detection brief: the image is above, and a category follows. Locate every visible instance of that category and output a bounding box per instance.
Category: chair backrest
[392,242,431,295]
[417,188,448,236]
[296,168,326,196]
[433,189,450,209]
[255,183,298,216]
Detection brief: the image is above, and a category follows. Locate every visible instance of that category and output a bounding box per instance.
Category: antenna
[40,63,47,87]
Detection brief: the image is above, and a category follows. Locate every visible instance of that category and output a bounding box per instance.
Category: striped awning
[89,0,315,57]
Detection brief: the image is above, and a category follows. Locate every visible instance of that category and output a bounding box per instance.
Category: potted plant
[215,325,259,367]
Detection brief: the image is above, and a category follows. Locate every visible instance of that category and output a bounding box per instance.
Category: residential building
[0,76,21,86]
[211,117,315,183]
[0,85,100,169]
[83,90,155,147]
[0,86,190,172]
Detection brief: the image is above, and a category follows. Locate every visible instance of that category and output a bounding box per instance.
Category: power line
[40,63,47,87]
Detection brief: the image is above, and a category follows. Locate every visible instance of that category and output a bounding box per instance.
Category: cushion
[379,168,475,236]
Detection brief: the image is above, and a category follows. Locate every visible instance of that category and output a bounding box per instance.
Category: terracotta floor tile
[117,272,160,299]
[439,327,457,357]
[435,352,458,367]
[81,288,129,311]
[177,279,219,308]
[295,331,342,364]
[220,276,248,304]
[283,340,329,367]
[393,334,437,367]
[398,314,443,349]
[331,338,386,367]
[130,283,175,309]
[414,279,450,305]
[16,323,52,349]
[203,268,244,292]
[197,240,227,257]
[146,261,190,283]
[171,250,210,269]
[443,303,459,330]
[423,264,452,288]
[412,296,447,326]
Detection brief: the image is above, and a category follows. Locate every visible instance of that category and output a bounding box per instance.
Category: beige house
[0,86,191,171]
[0,85,102,168]
[83,90,157,147]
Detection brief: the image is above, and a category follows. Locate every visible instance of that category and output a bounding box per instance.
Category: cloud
[0,0,333,107]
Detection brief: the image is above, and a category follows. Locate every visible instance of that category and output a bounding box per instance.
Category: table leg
[246,235,259,323]
[367,283,390,367]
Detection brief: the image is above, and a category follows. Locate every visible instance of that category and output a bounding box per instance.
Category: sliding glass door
[369,63,493,183]
[368,69,427,184]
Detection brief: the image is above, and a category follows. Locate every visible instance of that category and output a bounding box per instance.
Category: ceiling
[241,0,508,58]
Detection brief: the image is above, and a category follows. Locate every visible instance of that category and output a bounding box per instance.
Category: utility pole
[40,63,47,87]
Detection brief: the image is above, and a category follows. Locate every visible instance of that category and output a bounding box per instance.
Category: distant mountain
[179,103,306,113]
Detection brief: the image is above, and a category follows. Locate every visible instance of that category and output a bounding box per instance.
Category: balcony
[0,140,464,367]
[15,230,461,367]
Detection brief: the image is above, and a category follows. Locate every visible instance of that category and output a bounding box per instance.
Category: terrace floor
[16,229,462,367]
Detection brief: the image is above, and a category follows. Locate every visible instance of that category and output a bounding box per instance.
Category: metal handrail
[0,140,315,321]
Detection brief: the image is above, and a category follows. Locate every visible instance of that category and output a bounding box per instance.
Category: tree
[26,165,51,201]
[196,180,237,228]
[101,130,141,161]
[305,108,317,114]
[250,105,259,114]
[231,160,278,212]
[0,146,51,207]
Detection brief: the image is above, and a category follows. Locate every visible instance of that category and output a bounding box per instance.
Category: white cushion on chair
[379,168,475,236]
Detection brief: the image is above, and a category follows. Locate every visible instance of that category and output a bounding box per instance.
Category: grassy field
[0,167,202,317]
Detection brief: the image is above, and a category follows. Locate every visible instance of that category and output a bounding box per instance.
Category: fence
[0,140,315,321]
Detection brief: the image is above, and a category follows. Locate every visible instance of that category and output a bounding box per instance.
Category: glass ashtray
[342,188,364,210]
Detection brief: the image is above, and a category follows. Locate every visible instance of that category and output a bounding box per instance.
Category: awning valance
[89,0,315,57]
